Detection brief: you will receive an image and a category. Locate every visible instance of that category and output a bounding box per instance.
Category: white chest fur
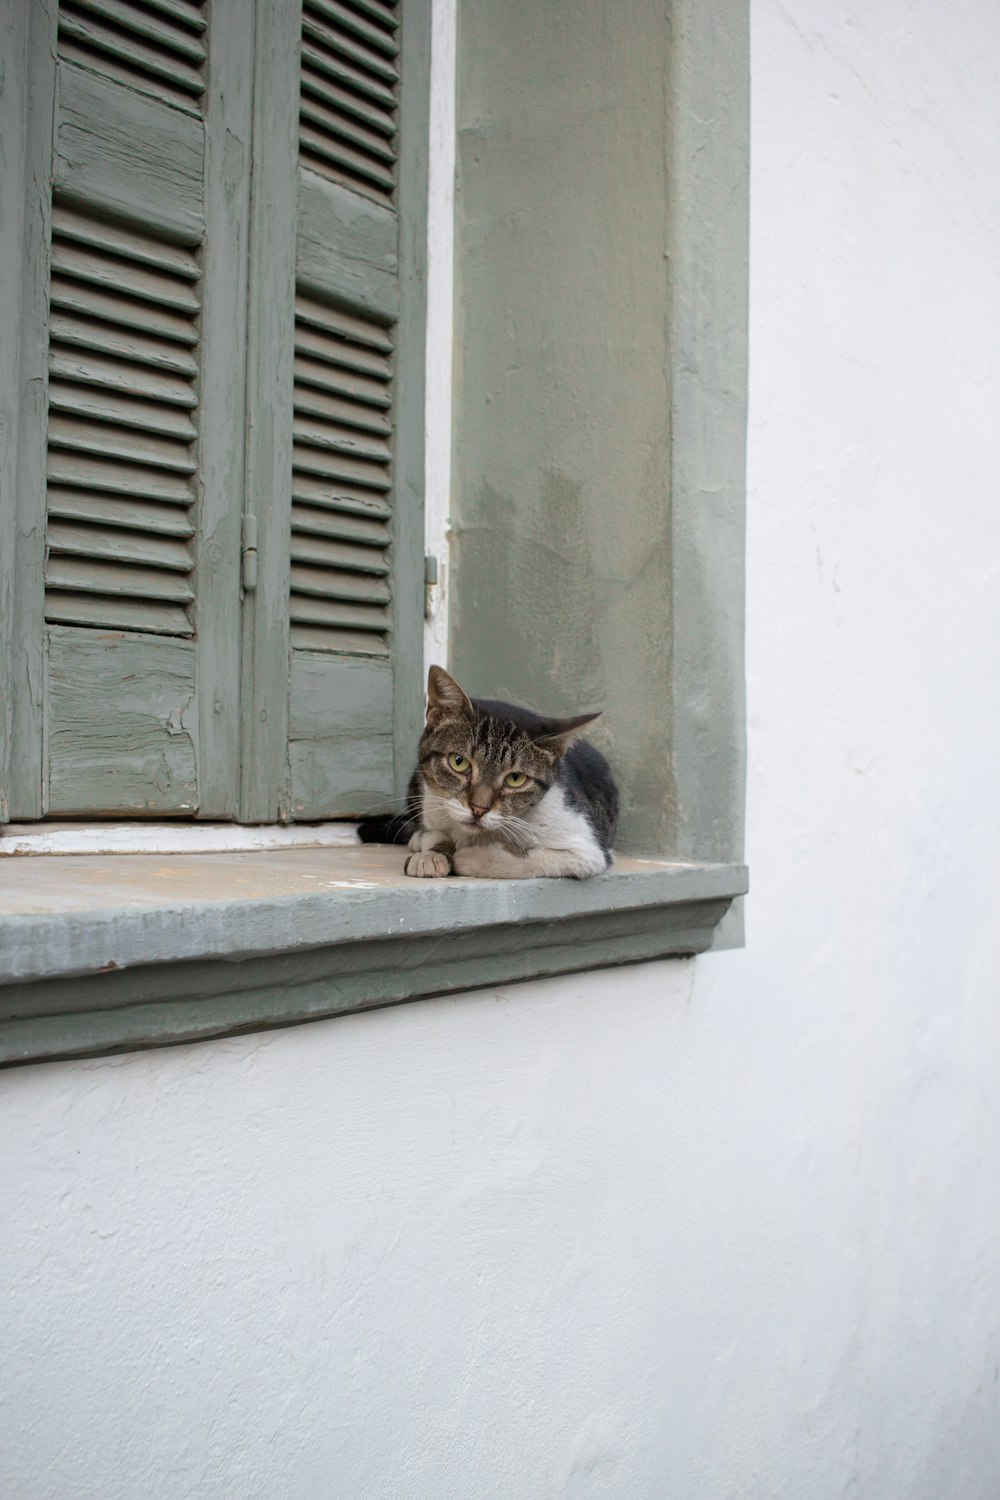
[417,783,607,879]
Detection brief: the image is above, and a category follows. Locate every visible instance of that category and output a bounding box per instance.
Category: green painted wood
[0,847,748,1064]
[238,0,301,822]
[57,0,208,114]
[288,653,394,814]
[37,11,255,818]
[281,0,431,820]
[451,0,748,896]
[297,176,399,319]
[2,0,58,821]
[46,626,197,814]
[55,64,205,244]
[193,0,256,817]
[0,0,31,821]
[388,0,430,803]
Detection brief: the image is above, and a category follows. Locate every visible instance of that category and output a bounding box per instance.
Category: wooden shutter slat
[290,565,390,604]
[47,414,197,472]
[300,42,396,112]
[295,393,391,438]
[302,12,399,86]
[290,594,390,631]
[47,451,193,503]
[300,90,396,162]
[65,0,207,63]
[289,625,388,656]
[307,0,399,56]
[51,242,200,314]
[45,556,195,603]
[52,203,201,278]
[49,348,198,407]
[49,384,198,438]
[294,354,392,408]
[300,70,396,140]
[50,310,198,374]
[58,1,207,109]
[125,0,207,32]
[299,125,397,196]
[294,330,391,382]
[44,592,193,637]
[290,504,391,546]
[292,449,391,490]
[295,295,394,348]
[293,411,389,456]
[320,0,399,36]
[47,487,196,538]
[47,518,194,570]
[290,533,390,574]
[51,281,198,346]
[291,475,392,515]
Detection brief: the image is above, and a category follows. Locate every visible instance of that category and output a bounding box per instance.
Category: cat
[358,666,619,879]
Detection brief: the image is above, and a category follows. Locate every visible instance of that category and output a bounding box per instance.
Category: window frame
[449,0,749,930]
[0,0,749,1065]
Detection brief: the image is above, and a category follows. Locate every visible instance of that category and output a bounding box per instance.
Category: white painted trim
[0,823,361,857]
[422,0,456,674]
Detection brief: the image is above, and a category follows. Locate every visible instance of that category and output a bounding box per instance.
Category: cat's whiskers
[492,815,540,854]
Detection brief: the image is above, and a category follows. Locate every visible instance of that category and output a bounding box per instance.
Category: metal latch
[242,515,258,591]
[424,553,440,621]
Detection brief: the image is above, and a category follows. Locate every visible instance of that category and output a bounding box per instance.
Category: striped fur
[359,667,619,880]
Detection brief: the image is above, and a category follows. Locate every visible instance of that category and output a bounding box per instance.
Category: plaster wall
[4,1,1000,1497]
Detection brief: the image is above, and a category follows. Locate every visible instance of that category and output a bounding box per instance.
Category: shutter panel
[284,0,428,819]
[44,205,201,640]
[290,294,394,657]
[3,0,426,826]
[2,0,253,819]
[239,0,427,822]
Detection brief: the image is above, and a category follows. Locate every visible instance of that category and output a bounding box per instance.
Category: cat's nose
[470,803,490,820]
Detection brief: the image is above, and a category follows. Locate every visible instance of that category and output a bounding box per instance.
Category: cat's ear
[534,711,601,756]
[426,665,475,721]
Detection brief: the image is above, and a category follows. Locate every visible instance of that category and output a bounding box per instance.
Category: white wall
[4,2,1000,1496]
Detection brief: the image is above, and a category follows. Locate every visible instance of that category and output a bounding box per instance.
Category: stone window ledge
[0,846,748,1067]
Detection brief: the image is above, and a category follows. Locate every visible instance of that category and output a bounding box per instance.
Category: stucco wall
[4,1,1000,1496]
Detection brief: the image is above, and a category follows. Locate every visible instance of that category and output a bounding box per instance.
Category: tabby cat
[358,666,618,879]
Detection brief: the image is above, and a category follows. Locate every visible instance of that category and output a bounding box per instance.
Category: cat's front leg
[453,844,604,879]
[404,830,455,878]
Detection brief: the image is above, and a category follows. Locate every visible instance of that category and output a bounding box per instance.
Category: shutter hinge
[424,553,440,621]
[242,515,258,592]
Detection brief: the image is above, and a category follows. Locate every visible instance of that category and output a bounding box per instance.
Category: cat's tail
[356,813,417,846]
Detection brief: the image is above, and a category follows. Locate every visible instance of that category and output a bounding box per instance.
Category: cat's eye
[505,771,528,788]
[447,753,470,773]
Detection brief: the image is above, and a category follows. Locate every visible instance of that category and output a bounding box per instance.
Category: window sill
[0,846,748,1067]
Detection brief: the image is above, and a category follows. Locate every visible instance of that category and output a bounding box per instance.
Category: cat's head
[418,666,600,838]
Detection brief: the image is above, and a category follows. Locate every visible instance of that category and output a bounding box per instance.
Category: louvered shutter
[1,0,251,820]
[1,0,427,826]
[240,0,429,821]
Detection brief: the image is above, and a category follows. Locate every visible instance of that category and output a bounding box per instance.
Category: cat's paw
[404,850,452,878]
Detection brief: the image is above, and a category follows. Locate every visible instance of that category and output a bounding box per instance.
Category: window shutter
[2,0,252,819]
[1,0,427,826]
[240,0,429,821]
